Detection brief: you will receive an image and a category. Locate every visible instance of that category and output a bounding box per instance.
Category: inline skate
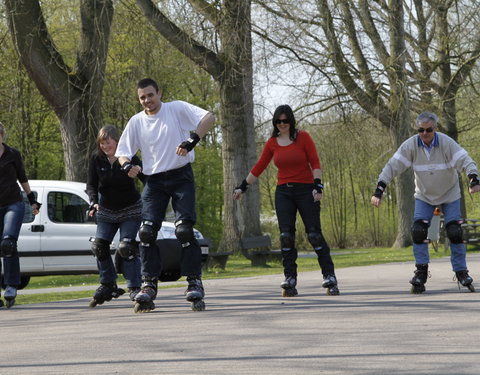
[185,276,205,311]
[322,274,340,295]
[133,279,157,313]
[4,286,17,308]
[410,264,429,294]
[455,270,475,292]
[89,282,125,308]
[280,276,298,297]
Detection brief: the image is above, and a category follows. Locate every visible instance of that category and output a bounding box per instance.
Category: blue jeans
[275,183,334,278]
[413,199,466,271]
[140,163,202,278]
[96,219,141,288]
[0,201,25,286]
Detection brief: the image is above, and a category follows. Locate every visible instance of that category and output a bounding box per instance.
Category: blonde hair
[96,125,119,156]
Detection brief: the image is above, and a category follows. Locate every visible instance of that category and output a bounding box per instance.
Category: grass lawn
[11,246,478,306]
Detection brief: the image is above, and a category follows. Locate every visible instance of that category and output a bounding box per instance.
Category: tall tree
[255,0,414,246]
[5,0,113,181]
[135,0,262,252]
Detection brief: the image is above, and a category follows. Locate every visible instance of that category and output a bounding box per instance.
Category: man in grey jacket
[371,111,480,293]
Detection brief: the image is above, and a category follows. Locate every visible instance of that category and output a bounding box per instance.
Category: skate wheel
[191,300,205,311]
[410,284,426,294]
[88,300,98,308]
[327,286,340,296]
[134,301,155,313]
[467,284,475,292]
[5,299,15,309]
[281,288,298,297]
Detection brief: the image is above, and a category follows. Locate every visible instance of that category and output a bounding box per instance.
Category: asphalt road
[2,254,480,375]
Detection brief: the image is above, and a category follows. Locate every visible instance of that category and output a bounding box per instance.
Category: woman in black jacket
[0,122,41,308]
[86,125,144,307]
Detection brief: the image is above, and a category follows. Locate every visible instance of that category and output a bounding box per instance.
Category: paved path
[2,254,480,374]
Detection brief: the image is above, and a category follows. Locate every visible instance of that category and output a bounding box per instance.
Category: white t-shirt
[116,100,209,175]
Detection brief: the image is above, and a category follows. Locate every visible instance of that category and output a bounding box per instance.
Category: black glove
[27,192,42,209]
[178,132,200,152]
[89,203,97,214]
[373,181,387,198]
[468,174,480,188]
[313,178,323,194]
[235,179,249,193]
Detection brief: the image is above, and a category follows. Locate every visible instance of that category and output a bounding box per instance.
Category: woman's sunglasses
[274,119,289,125]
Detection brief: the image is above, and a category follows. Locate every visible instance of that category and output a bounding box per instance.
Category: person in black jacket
[0,122,41,308]
[86,125,144,307]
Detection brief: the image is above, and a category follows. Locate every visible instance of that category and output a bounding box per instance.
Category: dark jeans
[275,183,334,278]
[95,219,142,288]
[140,163,202,278]
[0,201,25,286]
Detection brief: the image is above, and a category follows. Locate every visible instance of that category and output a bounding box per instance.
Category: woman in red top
[233,105,338,297]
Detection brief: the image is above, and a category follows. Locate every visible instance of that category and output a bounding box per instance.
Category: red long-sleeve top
[250,130,321,185]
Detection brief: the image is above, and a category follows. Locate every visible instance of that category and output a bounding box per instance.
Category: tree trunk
[5,0,113,181]
[135,0,263,252]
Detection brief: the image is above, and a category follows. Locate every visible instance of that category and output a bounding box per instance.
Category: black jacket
[0,143,28,205]
[86,153,145,210]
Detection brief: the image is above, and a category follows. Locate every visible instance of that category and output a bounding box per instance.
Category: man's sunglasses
[274,119,289,125]
[417,127,434,133]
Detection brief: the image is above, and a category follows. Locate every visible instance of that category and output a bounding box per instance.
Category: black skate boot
[89,282,125,308]
[410,264,429,294]
[185,276,205,311]
[133,278,157,313]
[322,274,340,296]
[280,276,298,297]
[4,285,17,309]
[455,270,475,292]
[128,287,141,302]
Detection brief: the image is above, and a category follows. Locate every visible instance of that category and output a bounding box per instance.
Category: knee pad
[308,232,327,250]
[0,236,18,258]
[139,221,158,246]
[446,220,464,244]
[175,220,195,248]
[280,232,295,251]
[117,238,139,260]
[90,238,111,261]
[411,220,429,244]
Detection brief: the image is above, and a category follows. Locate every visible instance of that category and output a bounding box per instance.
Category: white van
[5,180,209,289]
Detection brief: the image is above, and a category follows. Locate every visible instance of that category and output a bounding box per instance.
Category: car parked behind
[1,180,209,289]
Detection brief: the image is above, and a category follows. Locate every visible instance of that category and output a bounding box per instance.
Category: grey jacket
[378,132,477,205]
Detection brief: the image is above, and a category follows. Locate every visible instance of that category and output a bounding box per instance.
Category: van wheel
[18,276,31,290]
[1,276,30,290]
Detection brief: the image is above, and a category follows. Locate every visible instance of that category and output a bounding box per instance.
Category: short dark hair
[271,104,297,140]
[137,78,160,92]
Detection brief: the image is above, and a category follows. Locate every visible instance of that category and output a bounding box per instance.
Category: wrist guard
[27,192,42,209]
[121,162,133,173]
[373,181,387,198]
[313,178,323,194]
[235,179,249,193]
[178,132,200,152]
[468,174,480,188]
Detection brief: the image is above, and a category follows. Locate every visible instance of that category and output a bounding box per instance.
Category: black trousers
[275,183,334,278]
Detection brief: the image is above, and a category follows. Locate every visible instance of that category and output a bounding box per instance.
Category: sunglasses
[274,119,289,125]
[417,127,434,133]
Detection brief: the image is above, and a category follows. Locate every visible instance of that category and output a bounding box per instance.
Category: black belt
[278,182,310,188]
[151,163,190,177]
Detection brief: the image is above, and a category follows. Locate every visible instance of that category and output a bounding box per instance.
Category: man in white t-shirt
[117,78,215,312]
